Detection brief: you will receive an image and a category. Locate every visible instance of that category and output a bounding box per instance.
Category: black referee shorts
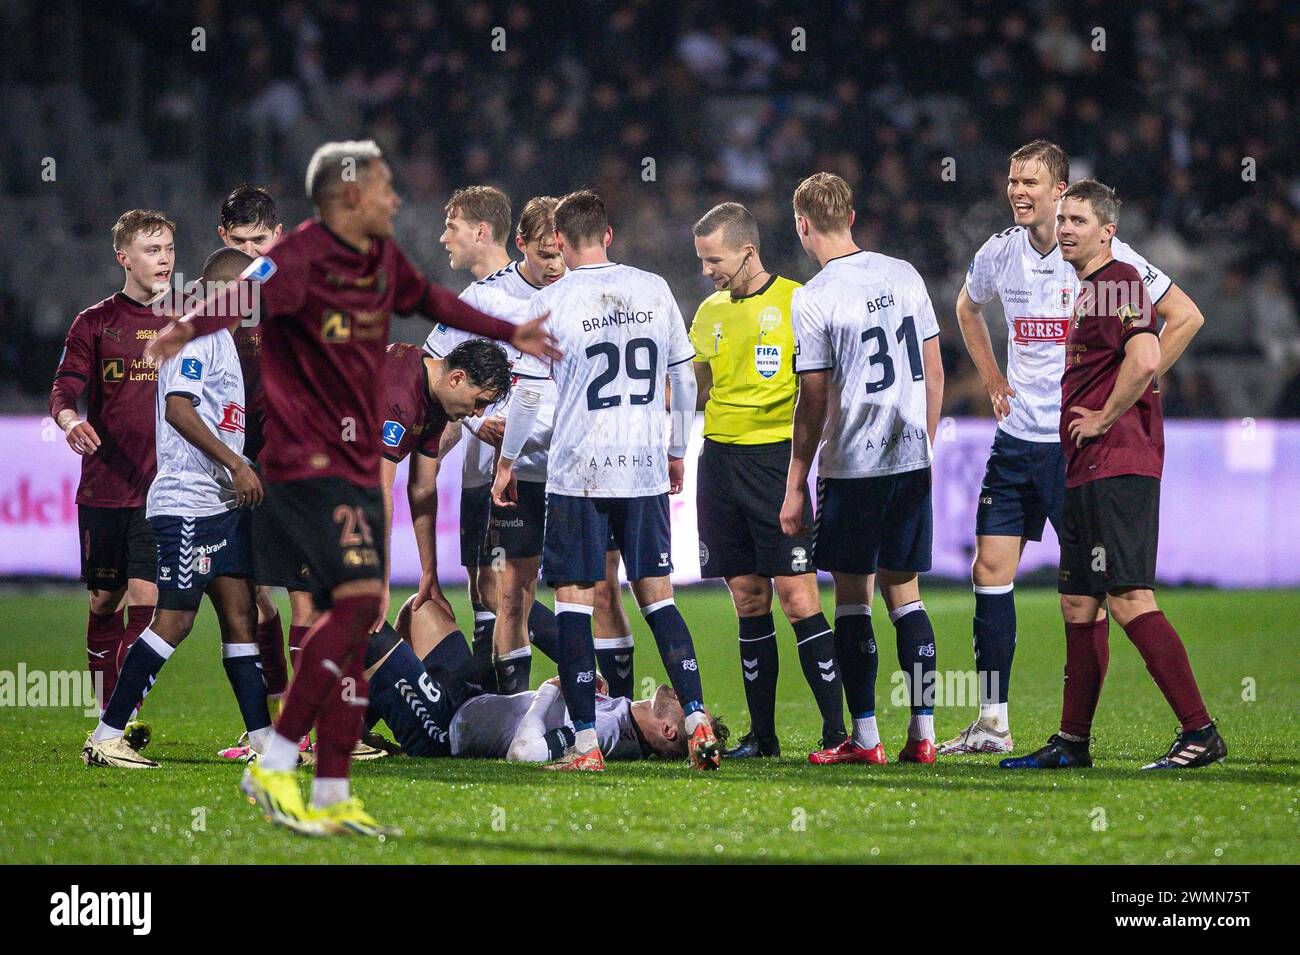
[1058,475,1160,596]
[696,438,814,579]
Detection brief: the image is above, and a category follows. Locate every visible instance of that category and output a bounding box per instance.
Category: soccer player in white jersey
[432,191,636,695]
[430,185,523,684]
[496,189,720,771]
[82,248,273,768]
[780,173,945,766]
[359,597,728,762]
[941,140,1206,755]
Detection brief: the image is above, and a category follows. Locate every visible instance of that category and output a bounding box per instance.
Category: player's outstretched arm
[955,284,1015,420]
[1153,283,1205,378]
[1067,334,1161,446]
[417,282,559,360]
[781,369,829,537]
[407,452,451,617]
[164,394,263,507]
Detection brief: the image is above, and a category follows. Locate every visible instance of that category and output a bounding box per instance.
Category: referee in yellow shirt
[690,203,847,760]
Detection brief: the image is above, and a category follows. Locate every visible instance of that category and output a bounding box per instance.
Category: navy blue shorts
[459,483,494,568]
[365,626,481,758]
[814,468,932,575]
[975,429,1065,541]
[488,479,546,560]
[150,509,253,611]
[543,493,671,584]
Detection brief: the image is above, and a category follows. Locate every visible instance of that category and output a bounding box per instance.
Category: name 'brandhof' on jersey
[530,262,694,498]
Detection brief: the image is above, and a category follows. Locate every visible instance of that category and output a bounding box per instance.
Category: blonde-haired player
[781,173,945,765]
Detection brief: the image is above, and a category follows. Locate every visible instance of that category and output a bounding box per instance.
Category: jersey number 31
[862,315,923,394]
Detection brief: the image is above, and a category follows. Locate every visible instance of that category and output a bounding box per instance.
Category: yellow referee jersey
[689,274,801,445]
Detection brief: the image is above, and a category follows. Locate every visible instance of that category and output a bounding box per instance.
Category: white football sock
[311,776,349,808]
[979,702,1009,730]
[684,710,708,734]
[575,727,599,753]
[248,726,274,755]
[91,721,124,743]
[909,714,935,742]
[260,731,301,771]
[852,715,880,749]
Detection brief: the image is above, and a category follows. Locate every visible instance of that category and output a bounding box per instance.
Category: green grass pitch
[1,585,1295,864]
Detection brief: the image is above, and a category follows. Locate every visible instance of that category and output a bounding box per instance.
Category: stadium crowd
[2,0,1298,415]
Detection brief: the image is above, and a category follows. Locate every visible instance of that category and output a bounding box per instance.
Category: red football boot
[898,738,937,764]
[808,738,888,765]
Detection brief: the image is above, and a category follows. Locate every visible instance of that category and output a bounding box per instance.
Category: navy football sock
[833,606,877,719]
[103,628,172,730]
[471,603,498,693]
[221,643,272,733]
[527,600,560,663]
[793,613,845,740]
[892,601,937,715]
[555,603,597,729]
[594,635,635,699]
[973,585,1016,706]
[495,646,532,694]
[737,613,778,739]
[643,599,704,716]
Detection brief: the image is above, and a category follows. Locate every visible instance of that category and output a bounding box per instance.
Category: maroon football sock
[87,608,125,708]
[273,595,377,745]
[314,652,367,780]
[288,624,312,672]
[257,613,289,696]
[114,604,155,713]
[117,605,154,672]
[1060,618,1110,738]
[1122,611,1211,731]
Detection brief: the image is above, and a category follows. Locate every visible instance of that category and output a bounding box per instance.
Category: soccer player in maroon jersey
[50,210,173,717]
[1002,180,1226,771]
[147,140,556,836]
[379,339,512,644]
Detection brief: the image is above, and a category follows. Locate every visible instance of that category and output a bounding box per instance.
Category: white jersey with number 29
[793,250,940,479]
[530,262,693,498]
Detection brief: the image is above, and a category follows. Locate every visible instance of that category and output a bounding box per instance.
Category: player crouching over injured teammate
[363,596,728,763]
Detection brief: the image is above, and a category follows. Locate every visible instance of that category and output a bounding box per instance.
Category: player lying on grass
[362,596,726,762]
[83,248,272,769]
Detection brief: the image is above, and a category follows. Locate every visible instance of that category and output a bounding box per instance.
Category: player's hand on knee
[372,585,391,634]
